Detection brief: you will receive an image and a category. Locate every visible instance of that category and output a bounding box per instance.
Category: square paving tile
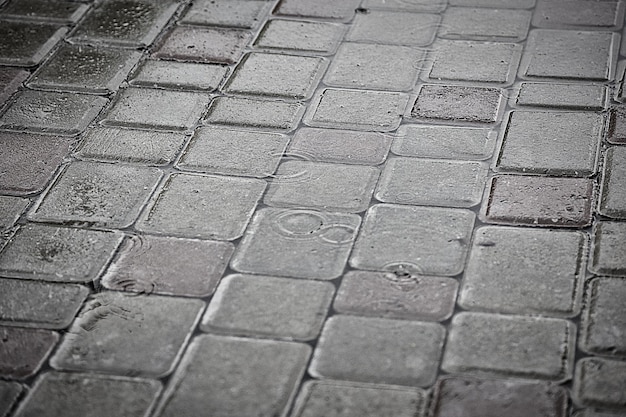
[573,358,626,410]
[0,20,67,66]
[137,173,265,240]
[533,0,624,29]
[590,221,626,275]
[599,147,626,219]
[230,208,360,280]
[0,327,58,380]
[129,60,228,91]
[609,105,626,144]
[201,274,334,341]
[449,0,536,8]
[254,19,345,54]
[0,67,29,107]
[264,161,380,213]
[51,291,204,377]
[102,234,234,297]
[346,10,440,46]
[0,224,122,283]
[439,7,531,41]
[515,82,607,110]
[310,315,445,387]
[273,0,361,20]
[442,312,575,381]
[350,204,475,276]
[177,126,288,178]
[204,96,304,130]
[180,0,270,28]
[0,197,28,231]
[460,226,587,317]
[361,0,446,12]
[0,0,89,23]
[0,381,22,417]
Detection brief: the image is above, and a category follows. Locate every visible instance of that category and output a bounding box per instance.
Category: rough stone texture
[0,197,28,231]
[129,60,228,91]
[392,125,495,160]
[254,19,345,54]
[0,67,29,107]
[0,381,22,417]
[0,277,89,329]
[573,358,626,409]
[442,312,575,381]
[273,0,361,20]
[609,105,626,144]
[102,235,234,297]
[449,0,535,7]
[51,291,204,377]
[201,274,334,341]
[574,411,626,417]
[532,1,623,29]
[481,175,594,227]
[310,315,445,387]
[180,0,270,28]
[0,327,58,380]
[334,270,458,321]
[350,204,475,276]
[231,208,360,280]
[0,224,122,283]
[362,0,446,12]
[0,20,67,66]
[439,7,531,41]
[515,82,607,110]
[459,226,587,317]
[599,147,626,219]
[346,10,440,46]
[411,84,503,123]
[156,334,310,417]
[137,173,265,240]
[590,221,626,275]
[0,0,89,23]
[204,96,303,130]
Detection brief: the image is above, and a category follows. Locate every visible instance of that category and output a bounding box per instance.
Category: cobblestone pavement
[0,0,625,416]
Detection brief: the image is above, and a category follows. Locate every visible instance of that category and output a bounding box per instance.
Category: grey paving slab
[137,173,265,240]
[0,20,67,67]
[609,105,626,144]
[0,0,89,23]
[439,7,531,41]
[204,96,304,131]
[574,411,626,417]
[156,334,310,417]
[430,377,568,417]
[495,111,602,177]
[0,90,107,136]
[533,0,624,29]
[51,291,204,377]
[30,161,162,228]
[0,197,28,231]
[346,10,440,46]
[224,53,326,100]
[292,380,426,417]
[350,204,475,276]
[0,133,72,196]
[231,208,360,280]
[590,221,626,276]
[13,371,161,417]
[375,157,488,208]
[201,274,334,341]
[102,235,234,297]
[310,315,445,387]
[334,270,458,321]
[0,381,22,417]
[442,312,575,381]
[305,88,408,132]
[599,146,626,219]
[0,277,89,329]
[177,126,288,177]
[515,82,607,110]
[0,67,28,107]
[129,60,228,91]
[273,0,361,20]
[392,125,495,160]
[254,19,345,54]
[573,358,626,410]
[361,0,446,12]
[180,0,270,28]
[0,224,122,283]
[0,326,58,380]
[459,226,587,317]
[264,160,380,213]
[449,0,535,7]
[287,128,392,165]
[481,175,594,227]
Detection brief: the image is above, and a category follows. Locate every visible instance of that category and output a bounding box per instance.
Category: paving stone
[0,381,22,417]
[177,126,288,178]
[287,127,392,165]
[273,0,361,20]
[305,88,408,132]
[533,0,624,29]
[0,67,29,107]
[13,371,161,417]
[521,30,617,80]
[334,270,458,321]
[346,10,440,46]
[0,277,88,329]
[264,161,380,213]
[0,327,58,379]
[254,19,345,54]
[0,0,89,23]
[230,208,360,280]
[574,411,626,417]
[573,358,626,409]
[225,53,326,100]
[156,334,310,417]
[449,0,536,8]
[180,0,271,28]
[205,96,304,130]
[430,377,568,417]
[375,157,488,208]
[0,20,67,67]
[292,380,426,417]
[137,173,265,240]
[0,224,122,283]
[30,161,162,228]
[0,90,107,136]
[350,204,475,276]
[100,88,210,131]
[439,7,531,41]
[0,197,28,230]
[590,221,626,275]
[481,175,594,227]
[392,125,496,160]
[102,235,234,297]
[28,43,141,94]
[310,315,445,387]
[324,43,424,91]
[460,226,587,317]
[129,60,228,91]
[495,111,602,176]
[515,82,607,110]
[609,105,626,144]
[599,147,626,219]
[0,133,72,196]
[201,274,334,340]
[69,0,179,48]
[74,127,187,166]
[153,26,251,64]
[51,291,204,377]
[361,0,446,12]
[410,84,503,123]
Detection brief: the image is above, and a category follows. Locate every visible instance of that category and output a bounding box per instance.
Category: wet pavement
[0,0,625,416]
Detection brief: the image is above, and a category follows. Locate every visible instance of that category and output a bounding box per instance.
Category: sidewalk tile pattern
[439,7,531,41]
[0,0,89,24]
[590,221,626,275]
[129,60,228,92]
[573,358,626,409]
[254,19,345,53]
[0,327,57,380]
[515,82,607,110]
[0,21,67,67]
[0,381,21,417]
